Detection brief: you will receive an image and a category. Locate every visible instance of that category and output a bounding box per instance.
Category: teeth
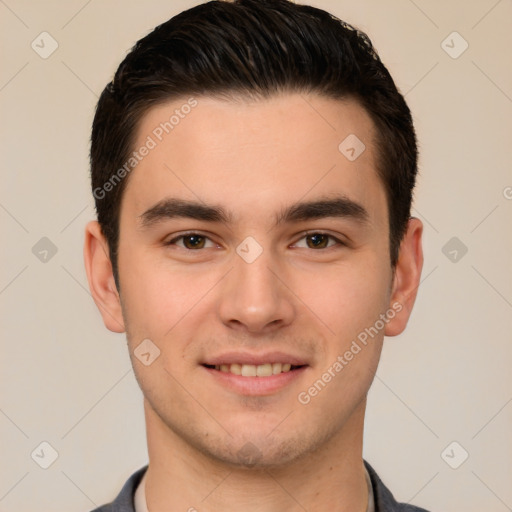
[213,363,297,376]
[230,363,242,375]
[272,363,282,374]
[241,364,256,377]
[256,363,272,377]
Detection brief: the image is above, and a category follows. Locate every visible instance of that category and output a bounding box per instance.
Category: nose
[217,245,295,335]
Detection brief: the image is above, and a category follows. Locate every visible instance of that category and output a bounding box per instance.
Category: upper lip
[202,351,309,366]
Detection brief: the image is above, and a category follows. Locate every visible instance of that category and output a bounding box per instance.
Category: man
[84,0,427,510]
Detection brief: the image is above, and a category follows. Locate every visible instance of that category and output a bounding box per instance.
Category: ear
[384,217,423,337]
[83,221,125,333]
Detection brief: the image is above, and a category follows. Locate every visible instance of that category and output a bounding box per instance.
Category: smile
[202,362,308,396]
[207,363,303,376]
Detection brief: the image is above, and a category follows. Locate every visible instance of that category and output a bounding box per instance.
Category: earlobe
[83,221,125,333]
[384,217,424,337]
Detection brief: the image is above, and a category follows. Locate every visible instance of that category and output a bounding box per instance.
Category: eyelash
[165,231,345,250]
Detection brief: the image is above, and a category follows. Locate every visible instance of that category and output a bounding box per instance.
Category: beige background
[1,0,511,510]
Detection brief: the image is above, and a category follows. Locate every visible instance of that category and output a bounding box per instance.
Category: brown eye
[182,235,206,249]
[166,233,215,250]
[293,232,342,250]
[306,233,330,249]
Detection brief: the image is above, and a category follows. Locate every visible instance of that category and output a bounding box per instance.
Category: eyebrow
[139,195,369,229]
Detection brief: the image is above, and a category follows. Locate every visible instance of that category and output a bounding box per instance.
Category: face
[112,93,401,468]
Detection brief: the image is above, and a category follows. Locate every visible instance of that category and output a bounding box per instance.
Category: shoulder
[364,460,431,512]
[88,465,148,512]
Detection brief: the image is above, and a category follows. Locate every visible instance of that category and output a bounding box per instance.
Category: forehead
[123,93,385,226]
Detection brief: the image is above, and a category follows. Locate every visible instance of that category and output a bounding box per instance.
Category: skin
[84,93,423,511]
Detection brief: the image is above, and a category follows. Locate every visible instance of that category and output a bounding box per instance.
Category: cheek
[118,248,172,338]
[295,260,388,414]
[297,256,392,342]
[118,247,219,344]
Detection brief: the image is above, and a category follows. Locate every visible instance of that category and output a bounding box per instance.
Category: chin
[183,423,335,471]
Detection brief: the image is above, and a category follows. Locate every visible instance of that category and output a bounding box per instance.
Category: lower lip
[202,366,309,396]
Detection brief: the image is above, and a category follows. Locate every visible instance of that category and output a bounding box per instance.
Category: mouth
[201,354,309,396]
[203,362,305,377]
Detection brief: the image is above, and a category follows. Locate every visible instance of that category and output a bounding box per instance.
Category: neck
[143,399,368,512]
